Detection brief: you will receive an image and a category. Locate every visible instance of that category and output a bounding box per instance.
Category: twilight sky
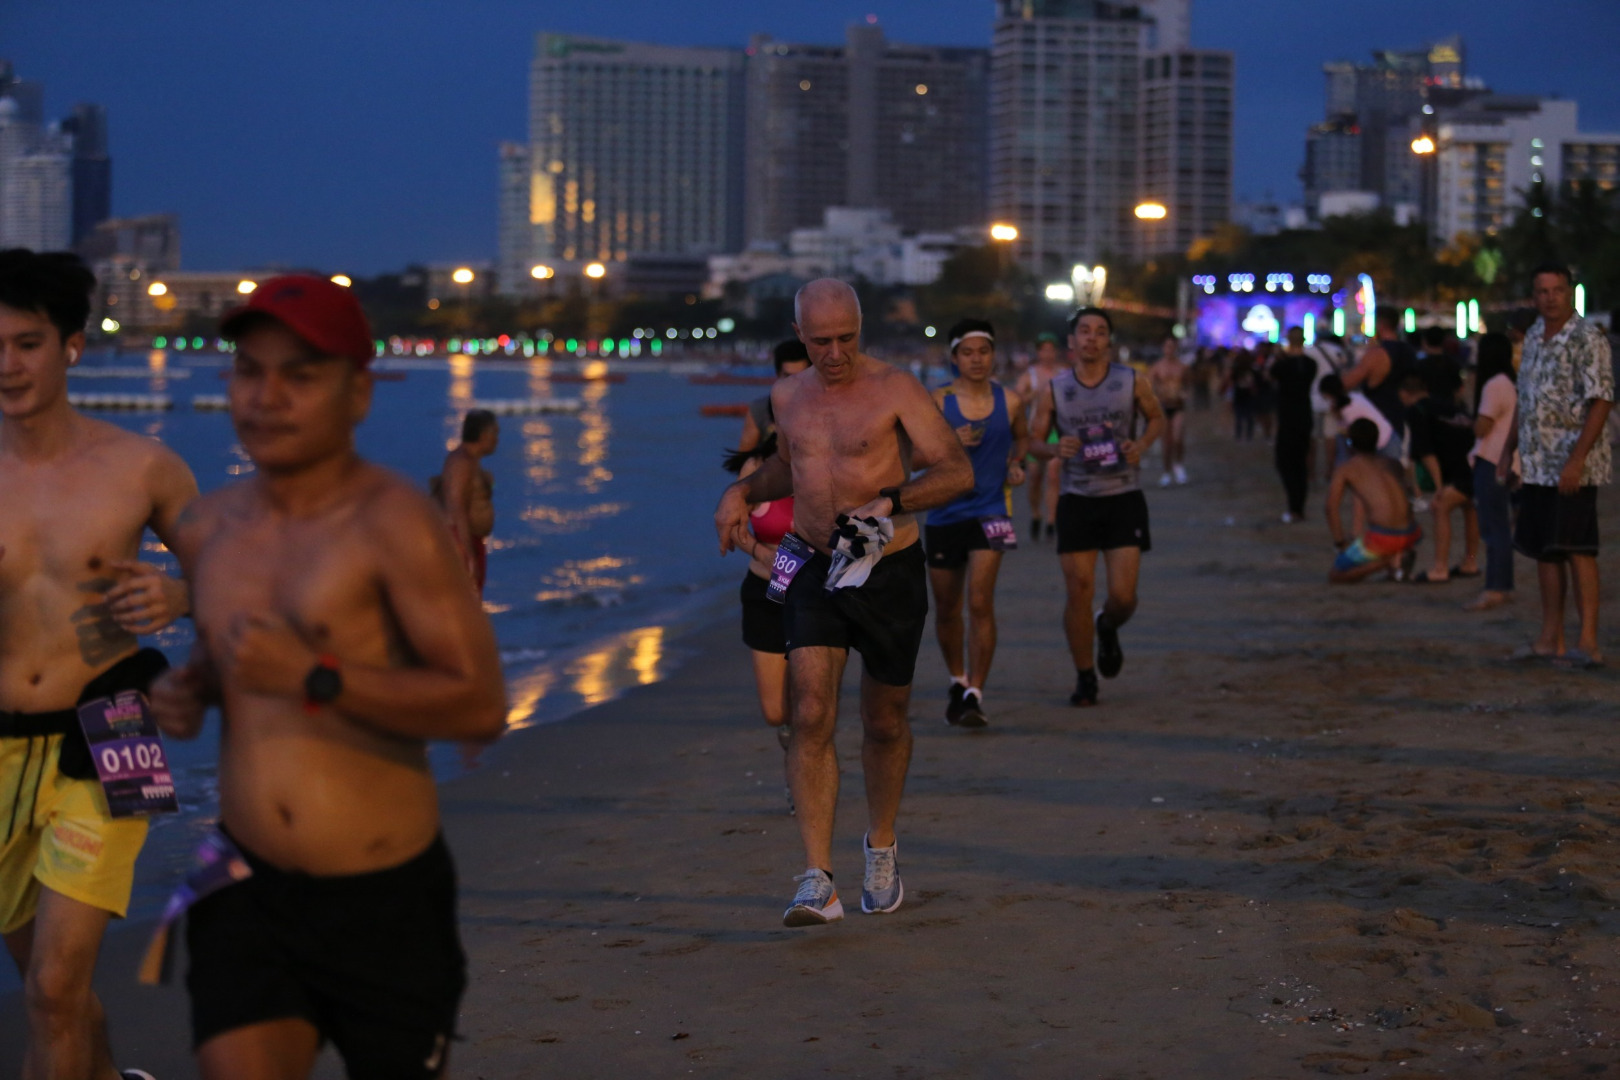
[5,0,1617,273]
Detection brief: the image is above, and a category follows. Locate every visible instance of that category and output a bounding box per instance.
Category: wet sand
[6,410,1618,1078]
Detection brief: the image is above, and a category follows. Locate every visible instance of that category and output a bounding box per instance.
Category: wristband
[303,654,342,713]
[880,486,905,515]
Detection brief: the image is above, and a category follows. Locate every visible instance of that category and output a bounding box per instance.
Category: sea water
[67,350,766,922]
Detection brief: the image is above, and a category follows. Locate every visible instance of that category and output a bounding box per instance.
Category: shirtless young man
[437,408,499,594]
[1148,337,1190,486]
[1014,332,1064,538]
[0,250,197,1080]
[147,276,506,1078]
[1031,308,1165,707]
[926,319,1028,728]
[713,278,972,927]
[1326,418,1422,584]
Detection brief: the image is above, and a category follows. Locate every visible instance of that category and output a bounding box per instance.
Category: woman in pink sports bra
[723,432,795,812]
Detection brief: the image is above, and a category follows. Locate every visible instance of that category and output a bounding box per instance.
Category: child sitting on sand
[1326,418,1423,584]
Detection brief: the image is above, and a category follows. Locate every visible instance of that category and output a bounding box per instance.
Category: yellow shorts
[0,734,149,934]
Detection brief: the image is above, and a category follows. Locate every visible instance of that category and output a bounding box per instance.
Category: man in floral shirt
[1499,263,1615,666]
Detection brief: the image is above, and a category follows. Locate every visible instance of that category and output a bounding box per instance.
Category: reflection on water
[535,554,643,603]
[502,624,666,728]
[518,501,626,533]
[446,352,475,449]
[576,379,612,492]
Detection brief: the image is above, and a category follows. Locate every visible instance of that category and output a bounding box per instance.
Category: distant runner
[737,339,810,453]
[1031,308,1164,707]
[150,275,506,1078]
[435,408,499,595]
[1015,332,1064,539]
[0,248,198,1080]
[1148,337,1189,486]
[1327,418,1422,584]
[714,278,971,927]
[926,319,1029,728]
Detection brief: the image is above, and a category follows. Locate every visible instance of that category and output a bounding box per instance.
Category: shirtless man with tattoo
[0,249,197,1080]
[148,276,506,1079]
[714,278,972,926]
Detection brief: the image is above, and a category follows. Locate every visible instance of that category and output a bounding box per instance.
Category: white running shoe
[1159,472,1173,487]
[861,834,904,914]
[783,869,843,926]
[1173,464,1188,485]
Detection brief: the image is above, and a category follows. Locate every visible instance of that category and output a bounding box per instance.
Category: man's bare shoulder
[859,356,926,397]
[354,464,452,537]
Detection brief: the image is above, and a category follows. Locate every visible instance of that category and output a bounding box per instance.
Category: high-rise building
[988,0,1152,276]
[1138,0,1191,51]
[2,151,72,251]
[0,60,44,125]
[495,141,532,296]
[528,33,745,264]
[743,24,989,245]
[61,103,112,245]
[79,214,182,329]
[1301,35,1486,218]
[1136,48,1233,257]
[1432,97,1620,244]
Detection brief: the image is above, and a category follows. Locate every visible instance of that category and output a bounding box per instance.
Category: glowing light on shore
[452,267,475,285]
[147,282,167,296]
[1411,135,1436,155]
[583,262,607,280]
[989,223,1019,242]
[1134,201,1168,220]
[236,280,256,295]
[330,274,352,287]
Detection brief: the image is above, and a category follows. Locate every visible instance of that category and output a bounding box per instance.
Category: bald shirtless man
[148,276,506,1078]
[714,278,972,927]
[0,249,197,1080]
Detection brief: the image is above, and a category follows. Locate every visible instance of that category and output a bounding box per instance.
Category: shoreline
[4,409,1618,1077]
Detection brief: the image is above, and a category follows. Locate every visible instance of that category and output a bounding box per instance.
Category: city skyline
[6,0,1619,273]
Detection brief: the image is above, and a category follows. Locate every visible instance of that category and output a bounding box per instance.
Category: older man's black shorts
[1515,483,1599,561]
[1056,491,1152,554]
[187,830,465,1077]
[783,542,928,686]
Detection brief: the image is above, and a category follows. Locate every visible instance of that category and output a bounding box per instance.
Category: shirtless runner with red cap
[149,275,507,1079]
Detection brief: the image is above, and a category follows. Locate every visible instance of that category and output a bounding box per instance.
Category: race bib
[980,516,1018,551]
[76,690,178,818]
[1080,424,1122,472]
[766,533,814,604]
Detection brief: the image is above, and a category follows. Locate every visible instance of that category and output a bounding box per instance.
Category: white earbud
[67,347,79,365]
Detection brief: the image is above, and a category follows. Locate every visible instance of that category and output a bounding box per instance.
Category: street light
[1411,135,1436,155]
[330,274,352,287]
[451,267,475,285]
[236,280,256,295]
[583,262,607,280]
[1134,202,1168,220]
[530,264,555,280]
[1044,283,1076,304]
[989,223,1019,243]
[147,282,167,296]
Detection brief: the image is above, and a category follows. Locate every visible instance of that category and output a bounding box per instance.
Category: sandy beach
[5,409,1618,1078]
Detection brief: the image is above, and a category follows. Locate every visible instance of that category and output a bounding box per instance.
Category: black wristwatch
[303,654,343,712]
[880,486,905,515]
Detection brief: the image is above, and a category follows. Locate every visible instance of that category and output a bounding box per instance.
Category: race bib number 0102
[76,690,179,818]
[766,533,815,604]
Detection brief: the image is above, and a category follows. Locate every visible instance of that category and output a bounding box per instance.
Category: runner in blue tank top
[925,319,1029,728]
[1031,307,1166,707]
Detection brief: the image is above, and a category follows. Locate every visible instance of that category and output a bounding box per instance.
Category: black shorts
[783,542,928,687]
[1514,483,1599,561]
[925,519,992,571]
[740,571,786,654]
[187,830,466,1077]
[1056,491,1152,554]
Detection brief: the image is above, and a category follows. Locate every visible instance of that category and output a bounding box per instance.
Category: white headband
[950,329,994,352]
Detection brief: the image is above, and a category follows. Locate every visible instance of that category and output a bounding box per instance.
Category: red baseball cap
[221,275,375,366]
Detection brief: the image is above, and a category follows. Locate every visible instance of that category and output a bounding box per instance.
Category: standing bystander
[1498,265,1615,665]
[1466,332,1518,611]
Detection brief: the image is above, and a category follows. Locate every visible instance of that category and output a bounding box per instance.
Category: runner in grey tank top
[1051,363,1142,498]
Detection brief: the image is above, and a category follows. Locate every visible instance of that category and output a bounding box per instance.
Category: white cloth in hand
[824,514,893,590]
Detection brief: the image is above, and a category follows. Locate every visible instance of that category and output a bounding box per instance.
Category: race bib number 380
[76,690,179,818]
[766,533,815,604]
